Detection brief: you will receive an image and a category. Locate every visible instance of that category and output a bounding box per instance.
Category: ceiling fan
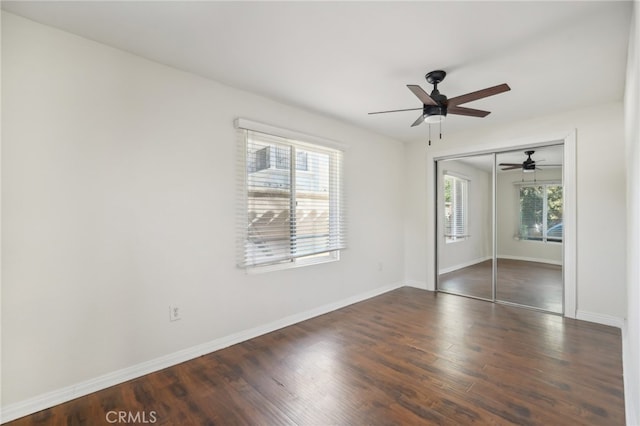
[368,70,511,127]
[499,150,562,172]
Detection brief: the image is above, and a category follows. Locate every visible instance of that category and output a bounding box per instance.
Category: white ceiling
[2,1,632,143]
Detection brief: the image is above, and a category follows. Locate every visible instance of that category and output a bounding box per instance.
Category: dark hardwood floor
[8,287,624,425]
[438,259,563,313]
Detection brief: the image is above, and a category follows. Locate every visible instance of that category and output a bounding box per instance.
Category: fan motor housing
[423,104,447,118]
[429,90,448,105]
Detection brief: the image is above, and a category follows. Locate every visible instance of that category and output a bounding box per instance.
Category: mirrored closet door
[437,154,494,301]
[495,146,564,313]
[436,145,564,315]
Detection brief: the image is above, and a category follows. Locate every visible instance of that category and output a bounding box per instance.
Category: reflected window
[519,184,563,242]
[444,174,469,242]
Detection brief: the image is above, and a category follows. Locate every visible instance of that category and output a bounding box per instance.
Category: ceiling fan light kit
[369,70,511,145]
[423,106,447,124]
[424,114,445,124]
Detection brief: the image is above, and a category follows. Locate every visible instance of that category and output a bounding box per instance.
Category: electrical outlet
[169,305,181,322]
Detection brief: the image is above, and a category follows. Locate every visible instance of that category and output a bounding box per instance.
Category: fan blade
[501,166,522,170]
[411,114,425,127]
[498,163,522,166]
[448,83,511,107]
[536,164,562,167]
[407,85,437,106]
[448,106,491,118]
[368,107,423,115]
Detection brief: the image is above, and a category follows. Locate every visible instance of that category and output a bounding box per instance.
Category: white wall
[2,7,635,422]
[437,159,492,272]
[1,12,406,412]
[403,142,429,288]
[404,101,626,321]
[623,2,639,425]
[496,167,563,264]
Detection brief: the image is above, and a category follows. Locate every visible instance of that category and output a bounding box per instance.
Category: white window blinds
[444,174,468,242]
[235,119,346,269]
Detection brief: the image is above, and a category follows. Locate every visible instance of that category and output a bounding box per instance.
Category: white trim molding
[439,256,493,274]
[621,320,638,426]
[562,130,577,319]
[576,310,625,329]
[404,280,428,290]
[0,282,404,424]
[497,255,562,266]
[234,118,347,151]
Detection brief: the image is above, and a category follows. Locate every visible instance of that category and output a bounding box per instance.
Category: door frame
[426,130,577,318]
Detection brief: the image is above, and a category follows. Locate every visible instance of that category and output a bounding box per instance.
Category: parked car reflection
[547,222,563,242]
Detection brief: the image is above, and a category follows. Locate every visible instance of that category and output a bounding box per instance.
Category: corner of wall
[623,2,640,425]
[404,280,428,290]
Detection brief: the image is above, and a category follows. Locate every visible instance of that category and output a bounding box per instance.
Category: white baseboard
[404,280,427,290]
[575,310,625,329]
[621,320,638,426]
[439,256,561,275]
[0,282,404,424]
[497,255,562,266]
[439,256,492,274]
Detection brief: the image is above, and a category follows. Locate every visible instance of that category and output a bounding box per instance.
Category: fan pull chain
[428,124,431,146]
[439,120,442,140]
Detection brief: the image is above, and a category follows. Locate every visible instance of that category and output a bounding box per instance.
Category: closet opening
[436,144,564,314]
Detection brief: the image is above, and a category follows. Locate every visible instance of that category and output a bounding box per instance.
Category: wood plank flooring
[8,287,624,425]
[438,259,563,313]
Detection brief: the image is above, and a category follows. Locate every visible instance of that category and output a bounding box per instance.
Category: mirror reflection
[496,146,563,313]
[436,145,564,314]
[437,154,494,300]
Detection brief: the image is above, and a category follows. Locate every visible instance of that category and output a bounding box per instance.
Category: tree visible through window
[444,174,468,242]
[519,184,563,242]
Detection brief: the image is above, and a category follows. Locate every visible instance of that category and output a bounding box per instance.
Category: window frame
[235,119,346,272]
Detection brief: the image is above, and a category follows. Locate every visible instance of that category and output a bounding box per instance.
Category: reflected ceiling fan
[499,150,562,172]
[368,70,511,133]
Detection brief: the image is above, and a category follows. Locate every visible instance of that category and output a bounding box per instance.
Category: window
[518,183,563,242]
[235,119,346,270]
[443,173,468,242]
[253,146,308,172]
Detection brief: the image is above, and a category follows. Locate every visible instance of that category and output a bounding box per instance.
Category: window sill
[445,236,470,244]
[515,237,563,244]
[244,251,340,274]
